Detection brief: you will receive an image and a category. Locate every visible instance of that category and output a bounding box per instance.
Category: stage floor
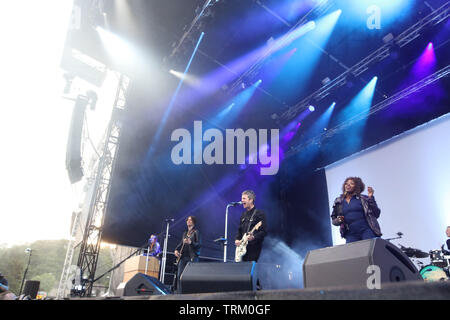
[85,280,450,300]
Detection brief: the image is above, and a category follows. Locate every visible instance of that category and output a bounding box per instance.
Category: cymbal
[401,247,429,258]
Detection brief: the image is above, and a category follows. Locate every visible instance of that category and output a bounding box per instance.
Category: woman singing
[331,177,382,243]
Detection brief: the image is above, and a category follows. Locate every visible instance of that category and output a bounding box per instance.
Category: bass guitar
[235,221,262,262]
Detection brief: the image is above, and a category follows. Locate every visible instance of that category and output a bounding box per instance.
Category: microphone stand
[223,204,234,262]
[385,232,403,242]
[160,219,172,284]
[19,249,32,297]
[92,230,165,289]
[92,240,150,285]
[145,244,151,276]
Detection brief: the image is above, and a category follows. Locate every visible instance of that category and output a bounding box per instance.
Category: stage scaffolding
[57,73,130,298]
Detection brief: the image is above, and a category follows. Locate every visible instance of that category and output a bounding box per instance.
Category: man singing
[234,190,267,262]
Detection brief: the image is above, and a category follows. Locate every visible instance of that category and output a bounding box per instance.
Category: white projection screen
[325,113,450,259]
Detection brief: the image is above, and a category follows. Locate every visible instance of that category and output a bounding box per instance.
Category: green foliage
[0,240,113,296]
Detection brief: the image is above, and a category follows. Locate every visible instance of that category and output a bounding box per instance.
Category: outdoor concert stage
[77,281,450,300]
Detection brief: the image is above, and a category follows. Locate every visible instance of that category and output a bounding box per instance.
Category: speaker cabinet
[23,280,40,299]
[123,273,171,296]
[65,95,88,184]
[180,262,257,294]
[303,238,422,288]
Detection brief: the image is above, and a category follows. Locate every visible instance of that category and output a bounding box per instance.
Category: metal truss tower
[75,73,130,297]
[56,211,81,299]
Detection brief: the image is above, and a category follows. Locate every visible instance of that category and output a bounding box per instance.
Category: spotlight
[308,105,315,112]
[382,33,394,44]
[322,77,331,85]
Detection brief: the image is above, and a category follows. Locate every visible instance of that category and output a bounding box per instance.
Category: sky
[0,1,113,247]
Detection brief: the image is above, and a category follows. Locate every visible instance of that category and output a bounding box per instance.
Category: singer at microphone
[234,190,267,263]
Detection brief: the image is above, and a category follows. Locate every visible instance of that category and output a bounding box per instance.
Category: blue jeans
[345,227,378,243]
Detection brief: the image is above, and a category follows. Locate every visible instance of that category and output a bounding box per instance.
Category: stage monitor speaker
[123,273,171,296]
[65,95,88,184]
[23,280,40,299]
[303,238,422,289]
[180,262,257,294]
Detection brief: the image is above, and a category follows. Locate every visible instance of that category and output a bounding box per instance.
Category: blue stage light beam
[272,9,342,99]
[336,76,378,151]
[306,101,336,139]
[210,79,263,128]
[147,32,205,158]
[344,0,413,29]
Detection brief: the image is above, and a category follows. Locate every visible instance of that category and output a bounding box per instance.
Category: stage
[75,280,450,300]
[58,0,450,304]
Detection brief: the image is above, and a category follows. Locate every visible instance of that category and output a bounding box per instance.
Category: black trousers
[242,244,262,262]
[173,256,198,293]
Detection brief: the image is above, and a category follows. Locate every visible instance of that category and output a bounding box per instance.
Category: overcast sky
[0,1,89,246]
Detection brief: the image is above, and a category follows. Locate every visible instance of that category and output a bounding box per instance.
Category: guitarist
[173,216,201,293]
[234,190,267,263]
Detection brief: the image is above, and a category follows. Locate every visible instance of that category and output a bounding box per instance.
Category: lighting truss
[284,64,450,158]
[74,73,130,297]
[167,0,219,64]
[278,1,450,124]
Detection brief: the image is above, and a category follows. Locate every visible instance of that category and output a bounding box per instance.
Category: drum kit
[399,245,450,282]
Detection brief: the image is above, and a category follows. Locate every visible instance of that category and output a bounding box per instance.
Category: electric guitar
[175,229,194,266]
[235,221,262,262]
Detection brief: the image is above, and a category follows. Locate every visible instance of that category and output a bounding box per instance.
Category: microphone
[228,201,242,206]
[165,218,175,222]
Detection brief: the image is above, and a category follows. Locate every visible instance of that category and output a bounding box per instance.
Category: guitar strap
[246,209,257,233]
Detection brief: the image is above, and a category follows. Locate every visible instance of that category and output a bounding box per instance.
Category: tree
[0,240,113,297]
[32,273,56,293]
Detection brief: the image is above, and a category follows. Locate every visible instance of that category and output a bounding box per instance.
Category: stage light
[169,69,200,86]
[336,78,378,151]
[396,42,436,92]
[344,0,413,29]
[210,80,262,128]
[309,105,315,112]
[305,102,336,140]
[272,9,342,100]
[146,32,205,159]
[383,33,394,44]
[96,26,138,65]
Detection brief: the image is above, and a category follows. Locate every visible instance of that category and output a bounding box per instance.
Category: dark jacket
[331,194,381,238]
[235,207,267,261]
[175,229,201,261]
